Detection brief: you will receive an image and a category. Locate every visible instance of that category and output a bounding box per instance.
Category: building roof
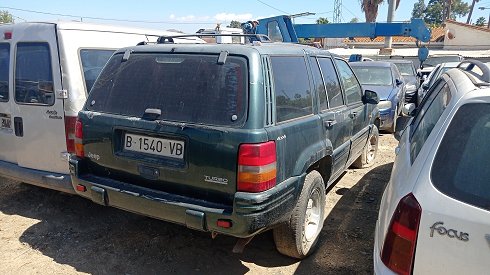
[343,26,445,43]
[445,20,490,34]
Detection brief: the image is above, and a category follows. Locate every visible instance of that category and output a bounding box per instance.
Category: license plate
[124,133,184,159]
[0,115,11,130]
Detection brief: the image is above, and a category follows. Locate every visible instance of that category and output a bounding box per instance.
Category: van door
[333,58,369,164]
[11,24,67,174]
[312,56,351,180]
[0,43,15,163]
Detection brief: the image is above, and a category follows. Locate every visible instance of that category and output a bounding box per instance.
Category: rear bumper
[69,157,302,238]
[0,159,74,194]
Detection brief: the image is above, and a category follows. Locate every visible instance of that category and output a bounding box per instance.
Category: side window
[271,56,312,123]
[334,59,363,105]
[15,43,54,105]
[267,21,283,42]
[0,43,9,102]
[410,80,451,163]
[80,49,115,93]
[309,57,328,111]
[317,57,343,108]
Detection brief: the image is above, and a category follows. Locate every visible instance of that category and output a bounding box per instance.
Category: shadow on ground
[0,162,392,274]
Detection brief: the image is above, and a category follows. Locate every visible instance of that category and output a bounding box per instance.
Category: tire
[352,125,379,169]
[273,170,326,259]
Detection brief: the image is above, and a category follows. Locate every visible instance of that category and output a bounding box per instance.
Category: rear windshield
[352,66,392,86]
[86,53,248,126]
[431,103,490,211]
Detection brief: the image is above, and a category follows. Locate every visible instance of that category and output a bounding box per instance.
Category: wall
[444,21,490,50]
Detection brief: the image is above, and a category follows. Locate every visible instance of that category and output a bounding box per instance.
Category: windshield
[432,103,490,211]
[86,53,248,126]
[424,56,461,67]
[394,63,415,76]
[352,66,392,86]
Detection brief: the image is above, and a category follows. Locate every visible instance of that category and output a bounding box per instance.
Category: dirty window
[271,56,312,123]
[80,49,114,93]
[15,43,54,105]
[267,21,283,42]
[432,103,490,211]
[410,81,451,163]
[309,57,328,111]
[0,43,9,102]
[334,59,362,105]
[87,53,248,127]
[318,57,343,108]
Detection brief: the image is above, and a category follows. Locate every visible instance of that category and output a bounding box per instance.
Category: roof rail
[156,34,271,44]
[457,59,490,83]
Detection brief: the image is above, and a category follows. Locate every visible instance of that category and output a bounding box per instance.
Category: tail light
[237,141,276,192]
[74,118,84,158]
[64,116,77,154]
[381,193,421,275]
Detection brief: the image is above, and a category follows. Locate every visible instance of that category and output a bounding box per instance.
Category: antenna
[334,0,342,23]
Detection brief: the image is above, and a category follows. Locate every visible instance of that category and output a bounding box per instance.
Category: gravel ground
[0,134,397,275]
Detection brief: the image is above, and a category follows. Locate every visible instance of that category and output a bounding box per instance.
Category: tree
[423,0,470,26]
[411,0,426,18]
[0,11,14,24]
[316,17,329,24]
[475,16,487,26]
[359,0,400,22]
[349,17,360,23]
[227,20,241,28]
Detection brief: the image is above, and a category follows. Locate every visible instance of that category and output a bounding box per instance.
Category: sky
[3,0,490,33]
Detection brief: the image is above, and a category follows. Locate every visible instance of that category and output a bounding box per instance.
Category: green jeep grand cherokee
[69,39,380,259]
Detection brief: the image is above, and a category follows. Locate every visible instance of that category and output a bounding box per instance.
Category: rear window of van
[86,53,248,126]
[431,103,490,210]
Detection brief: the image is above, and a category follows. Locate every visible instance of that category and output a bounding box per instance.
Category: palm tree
[360,0,400,22]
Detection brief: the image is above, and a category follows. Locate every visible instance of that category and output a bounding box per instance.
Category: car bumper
[69,157,302,238]
[0,159,75,194]
[379,108,395,131]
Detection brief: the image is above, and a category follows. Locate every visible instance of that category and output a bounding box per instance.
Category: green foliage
[0,10,14,24]
[475,16,487,27]
[412,0,426,18]
[316,17,330,24]
[227,20,241,28]
[421,0,470,26]
[359,0,384,22]
[349,17,360,23]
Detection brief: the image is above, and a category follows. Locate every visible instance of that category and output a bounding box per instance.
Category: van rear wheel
[273,170,326,259]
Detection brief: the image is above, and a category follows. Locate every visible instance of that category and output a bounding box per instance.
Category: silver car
[374,60,490,274]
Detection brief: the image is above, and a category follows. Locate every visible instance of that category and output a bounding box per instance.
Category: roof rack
[457,59,490,83]
[156,34,271,44]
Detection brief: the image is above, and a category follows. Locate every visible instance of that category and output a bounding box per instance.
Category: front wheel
[352,125,379,168]
[273,170,326,259]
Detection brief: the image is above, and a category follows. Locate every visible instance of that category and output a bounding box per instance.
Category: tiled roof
[343,26,445,43]
[445,19,490,33]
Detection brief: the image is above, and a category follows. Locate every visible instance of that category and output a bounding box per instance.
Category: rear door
[413,102,490,274]
[311,56,351,180]
[0,42,15,163]
[333,58,368,164]
[11,24,67,174]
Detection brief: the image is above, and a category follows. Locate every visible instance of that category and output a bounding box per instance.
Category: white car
[374,60,490,274]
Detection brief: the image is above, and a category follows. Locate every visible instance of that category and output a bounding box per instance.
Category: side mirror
[401,103,416,117]
[362,89,379,104]
[394,116,412,141]
[396,79,403,86]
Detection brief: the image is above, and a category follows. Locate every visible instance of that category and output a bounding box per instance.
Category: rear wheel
[273,170,326,259]
[352,125,379,168]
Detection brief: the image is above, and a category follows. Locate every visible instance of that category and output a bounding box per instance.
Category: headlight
[378,100,392,109]
[405,84,417,92]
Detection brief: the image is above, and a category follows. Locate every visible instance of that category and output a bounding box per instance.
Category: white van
[0,22,201,193]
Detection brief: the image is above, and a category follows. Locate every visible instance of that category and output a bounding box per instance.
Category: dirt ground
[0,134,397,275]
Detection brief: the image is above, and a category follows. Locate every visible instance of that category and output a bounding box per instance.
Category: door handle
[324,119,337,128]
[14,117,23,137]
[349,112,358,119]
